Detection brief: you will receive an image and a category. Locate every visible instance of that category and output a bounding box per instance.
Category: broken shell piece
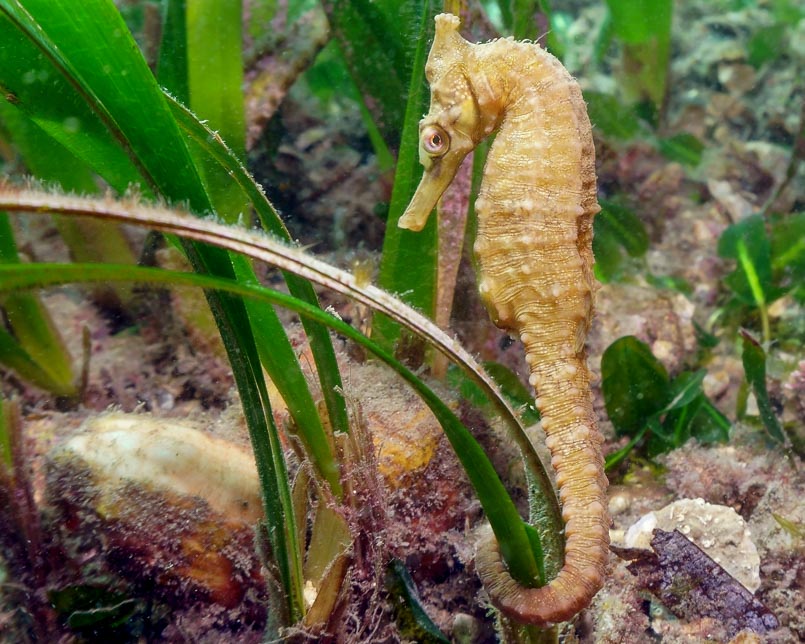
[267,351,444,489]
[624,498,761,592]
[363,398,443,489]
[55,412,262,524]
[46,413,267,631]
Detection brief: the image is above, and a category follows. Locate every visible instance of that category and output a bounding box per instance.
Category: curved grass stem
[0,183,563,591]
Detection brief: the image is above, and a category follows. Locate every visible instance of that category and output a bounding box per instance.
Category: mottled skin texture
[399,14,609,626]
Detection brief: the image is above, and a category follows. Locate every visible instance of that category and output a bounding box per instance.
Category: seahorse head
[398,14,493,231]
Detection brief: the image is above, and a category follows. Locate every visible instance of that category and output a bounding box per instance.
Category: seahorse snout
[399,161,456,231]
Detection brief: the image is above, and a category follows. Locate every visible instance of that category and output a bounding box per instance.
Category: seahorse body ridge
[400,13,609,626]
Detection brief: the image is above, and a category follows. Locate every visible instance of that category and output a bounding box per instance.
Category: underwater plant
[601,336,730,469]
[0,169,559,640]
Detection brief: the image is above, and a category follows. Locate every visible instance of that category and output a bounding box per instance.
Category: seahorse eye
[422,125,449,155]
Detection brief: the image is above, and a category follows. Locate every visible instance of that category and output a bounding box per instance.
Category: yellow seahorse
[399,14,609,626]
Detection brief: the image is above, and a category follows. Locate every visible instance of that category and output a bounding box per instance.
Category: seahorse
[398,14,609,626]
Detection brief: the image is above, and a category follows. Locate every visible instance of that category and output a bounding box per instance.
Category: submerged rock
[624,498,760,592]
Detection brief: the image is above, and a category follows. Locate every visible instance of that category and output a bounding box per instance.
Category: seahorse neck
[472,44,589,221]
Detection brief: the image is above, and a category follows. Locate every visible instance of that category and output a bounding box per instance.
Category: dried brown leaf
[613,528,778,638]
